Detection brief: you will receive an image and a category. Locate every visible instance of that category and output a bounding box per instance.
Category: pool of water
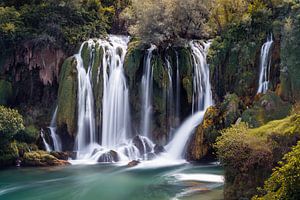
[0,162,223,200]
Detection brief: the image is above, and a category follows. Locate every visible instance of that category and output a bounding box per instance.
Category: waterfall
[75,41,96,159]
[48,106,62,151]
[166,58,174,133]
[141,45,156,138]
[166,41,212,160]
[257,34,273,94]
[101,35,131,148]
[175,51,181,127]
[41,129,52,152]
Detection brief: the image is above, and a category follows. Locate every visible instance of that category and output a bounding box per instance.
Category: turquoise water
[0,163,223,200]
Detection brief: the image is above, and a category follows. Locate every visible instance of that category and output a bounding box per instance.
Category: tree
[121,0,211,46]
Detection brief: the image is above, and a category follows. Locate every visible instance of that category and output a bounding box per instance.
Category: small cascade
[166,58,175,133]
[257,34,273,94]
[48,106,62,151]
[175,51,181,127]
[75,41,96,159]
[41,129,52,152]
[141,45,156,138]
[101,35,131,149]
[166,41,213,160]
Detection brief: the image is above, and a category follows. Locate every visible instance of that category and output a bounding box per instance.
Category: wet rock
[154,145,166,154]
[132,135,153,155]
[23,151,70,167]
[127,160,140,167]
[50,151,69,160]
[97,150,119,163]
[146,152,156,160]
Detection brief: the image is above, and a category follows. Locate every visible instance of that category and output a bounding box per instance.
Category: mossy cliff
[124,40,194,144]
[57,57,78,148]
[215,114,300,200]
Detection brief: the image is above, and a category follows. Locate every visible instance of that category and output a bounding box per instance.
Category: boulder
[50,151,69,160]
[132,135,153,155]
[127,160,140,167]
[97,150,119,163]
[22,151,70,167]
[154,145,166,154]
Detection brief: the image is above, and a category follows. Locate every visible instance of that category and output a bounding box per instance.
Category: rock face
[242,92,292,127]
[22,151,70,167]
[187,94,243,161]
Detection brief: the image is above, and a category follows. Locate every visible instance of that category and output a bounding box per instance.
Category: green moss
[81,42,91,71]
[152,53,167,89]
[0,80,13,106]
[124,40,144,88]
[183,77,192,103]
[57,57,78,136]
[242,92,292,127]
[23,150,64,166]
[216,113,300,200]
[250,114,300,137]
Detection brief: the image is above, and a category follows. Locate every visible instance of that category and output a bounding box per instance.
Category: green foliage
[280,2,300,101]
[0,106,24,143]
[0,79,13,105]
[121,0,211,46]
[0,142,18,167]
[0,0,128,52]
[13,125,39,144]
[216,113,300,199]
[253,141,300,200]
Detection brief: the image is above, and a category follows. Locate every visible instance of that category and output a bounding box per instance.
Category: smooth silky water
[0,163,223,200]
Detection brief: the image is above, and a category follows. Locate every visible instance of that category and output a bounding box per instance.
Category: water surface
[0,163,223,200]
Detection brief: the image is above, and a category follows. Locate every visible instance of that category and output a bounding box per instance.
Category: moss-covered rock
[57,57,78,137]
[242,92,292,127]
[187,94,243,161]
[22,151,70,167]
[0,80,13,106]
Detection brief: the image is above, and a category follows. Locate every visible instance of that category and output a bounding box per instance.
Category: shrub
[253,141,300,200]
[0,106,24,144]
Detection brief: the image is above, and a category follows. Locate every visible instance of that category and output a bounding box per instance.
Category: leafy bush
[14,125,39,144]
[0,106,24,143]
[253,141,300,200]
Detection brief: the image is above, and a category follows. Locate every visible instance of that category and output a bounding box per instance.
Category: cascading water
[48,106,62,151]
[41,129,52,152]
[166,58,175,133]
[257,34,273,94]
[101,36,131,149]
[141,45,156,138]
[166,41,212,160]
[175,51,181,127]
[75,41,96,159]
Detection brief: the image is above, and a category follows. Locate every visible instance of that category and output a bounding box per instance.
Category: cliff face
[0,42,69,128]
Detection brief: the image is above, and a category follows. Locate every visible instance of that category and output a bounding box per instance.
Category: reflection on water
[0,163,223,200]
